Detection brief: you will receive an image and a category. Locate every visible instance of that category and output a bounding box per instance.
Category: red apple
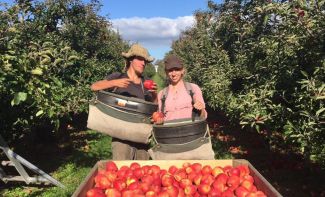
[208,188,222,197]
[221,188,234,197]
[229,167,240,177]
[140,182,151,193]
[161,174,174,187]
[223,165,232,176]
[216,173,228,184]
[152,112,164,122]
[103,170,117,183]
[141,175,154,185]
[150,165,161,175]
[173,169,186,182]
[184,185,197,195]
[120,165,129,171]
[177,188,186,197]
[105,188,121,197]
[94,174,111,189]
[168,165,178,175]
[190,163,203,173]
[198,183,211,195]
[241,179,254,191]
[133,168,144,179]
[201,165,213,175]
[237,165,250,177]
[193,174,203,186]
[211,166,224,177]
[130,162,141,170]
[179,178,192,189]
[172,180,180,188]
[182,162,191,169]
[106,161,118,171]
[124,169,134,178]
[212,180,226,193]
[201,174,214,185]
[128,182,140,190]
[113,180,127,191]
[185,166,193,174]
[149,185,161,193]
[126,176,137,187]
[187,172,198,181]
[86,188,105,197]
[157,190,169,197]
[145,190,157,197]
[142,165,151,175]
[144,80,154,90]
[121,190,135,197]
[226,175,240,188]
[116,170,127,179]
[242,174,254,183]
[160,169,167,177]
[235,186,250,197]
[165,185,179,197]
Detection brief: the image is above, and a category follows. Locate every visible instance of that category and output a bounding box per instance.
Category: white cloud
[111,16,195,59]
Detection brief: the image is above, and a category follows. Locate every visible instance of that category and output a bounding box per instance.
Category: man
[91,43,157,160]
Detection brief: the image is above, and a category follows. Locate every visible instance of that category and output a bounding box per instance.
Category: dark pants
[112,138,150,160]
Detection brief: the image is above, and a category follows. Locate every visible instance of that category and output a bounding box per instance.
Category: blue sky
[2,0,222,61]
[93,0,222,61]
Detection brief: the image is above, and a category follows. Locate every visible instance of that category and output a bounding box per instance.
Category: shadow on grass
[0,129,112,197]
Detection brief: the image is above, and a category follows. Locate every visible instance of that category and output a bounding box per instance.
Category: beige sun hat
[122,43,154,63]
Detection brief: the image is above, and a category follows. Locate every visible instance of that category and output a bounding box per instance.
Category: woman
[149,54,214,160]
[156,54,207,124]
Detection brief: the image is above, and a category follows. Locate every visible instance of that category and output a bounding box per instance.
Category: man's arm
[90,78,131,91]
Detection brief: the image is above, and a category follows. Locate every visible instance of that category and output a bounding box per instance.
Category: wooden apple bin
[72,159,282,197]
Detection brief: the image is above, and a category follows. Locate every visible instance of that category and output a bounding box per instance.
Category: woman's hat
[164,54,183,70]
[122,43,154,62]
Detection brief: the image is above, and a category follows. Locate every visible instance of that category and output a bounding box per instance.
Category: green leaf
[31,68,43,75]
[11,92,27,106]
[301,71,308,78]
[36,110,44,117]
[316,108,325,116]
[68,55,79,61]
[54,58,64,65]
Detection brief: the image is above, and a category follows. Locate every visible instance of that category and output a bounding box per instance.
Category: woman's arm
[192,84,208,119]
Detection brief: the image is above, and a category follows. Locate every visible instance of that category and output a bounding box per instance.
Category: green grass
[1,130,112,197]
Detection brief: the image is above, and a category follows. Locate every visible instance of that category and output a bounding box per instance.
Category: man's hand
[148,82,158,103]
[112,78,131,88]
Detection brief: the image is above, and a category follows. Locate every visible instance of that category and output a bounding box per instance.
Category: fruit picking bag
[148,119,215,160]
[87,91,158,144]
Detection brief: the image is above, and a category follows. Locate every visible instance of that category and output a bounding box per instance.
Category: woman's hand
[154,117,164,125]
[193,101,205,111]
[151,111,164,125]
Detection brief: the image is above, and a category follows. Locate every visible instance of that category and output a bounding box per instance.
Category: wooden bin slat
[72,159,282,197]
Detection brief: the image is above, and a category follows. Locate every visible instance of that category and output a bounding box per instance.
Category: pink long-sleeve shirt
[157,81,207,121]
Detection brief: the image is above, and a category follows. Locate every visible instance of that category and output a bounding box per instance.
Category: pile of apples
[86,161,267,197]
